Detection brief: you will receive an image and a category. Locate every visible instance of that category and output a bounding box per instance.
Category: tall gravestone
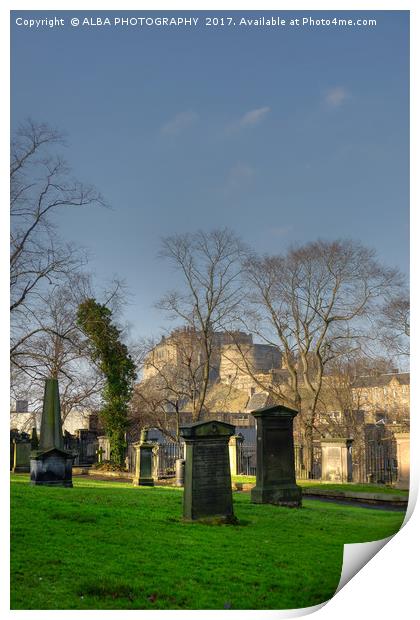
[321,438,353,482]
[132,428,155,486]
[251,404,302,507]
[30,378,73,487]
[180,420,236,522]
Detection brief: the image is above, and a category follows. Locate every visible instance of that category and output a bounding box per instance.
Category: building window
[16,399,28,413]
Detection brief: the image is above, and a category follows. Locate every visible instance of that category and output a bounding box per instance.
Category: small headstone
[132,428,154,486]
[180,420,236,522]
[251,404,302,507]
[321,438,353,482]
[12,439,31,473]
[30,378,73,487]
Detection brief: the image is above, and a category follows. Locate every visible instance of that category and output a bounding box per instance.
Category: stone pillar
[294,443,304,480]
[251,404,302,507]
[321,438,353,483]
[152,444,160,480]
[132,428,154,486]
[180,420,236,522]
[228,434,244,476]
[175,458,185,487]
[30,378,73,487]
[12,440,31,473]
[394,432,410,490]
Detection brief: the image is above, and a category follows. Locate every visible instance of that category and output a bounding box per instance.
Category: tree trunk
[304,422,314,479]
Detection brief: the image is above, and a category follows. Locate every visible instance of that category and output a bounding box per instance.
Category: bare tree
[131,378,180,442]
[378,291,410,358]
[131,336,182,441]
[133,327,219,437]
[132,324,249,438]
[156,228,246,421]
[240,239,402,476]
[10,274,103,425]
[10,119,106,361]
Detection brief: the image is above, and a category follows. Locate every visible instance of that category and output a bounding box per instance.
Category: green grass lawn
[10,474,405,610]
[232,475,409,496]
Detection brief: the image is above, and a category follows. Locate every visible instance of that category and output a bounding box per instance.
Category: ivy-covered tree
[77,299,137,467]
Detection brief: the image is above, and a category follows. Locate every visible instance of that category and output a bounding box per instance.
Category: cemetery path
[73,473,131,483]
[303,495,406,511]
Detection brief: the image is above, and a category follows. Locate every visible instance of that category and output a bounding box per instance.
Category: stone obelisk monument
[30,378,74,487]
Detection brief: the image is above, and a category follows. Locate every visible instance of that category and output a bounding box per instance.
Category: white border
[2,2,417,619]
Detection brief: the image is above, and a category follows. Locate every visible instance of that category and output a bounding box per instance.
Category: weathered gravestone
[12,437,31,473]
[251,404,302,507]
[76,429,98,466]
[30,378,73,487]
[132,428,154,486]
[321,438,353,482]
[180,420,236,522]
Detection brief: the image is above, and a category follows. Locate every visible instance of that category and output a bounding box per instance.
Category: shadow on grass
[49,511,99,524]
[167,516,251,526]
[78,579,137,602]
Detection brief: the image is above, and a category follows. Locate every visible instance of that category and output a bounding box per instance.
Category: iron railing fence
[365,436,398,484]
[156,442,185,477]
[237,442,322,480]
[238,443,257,476]
[62,427,400,485]
[127,442,185,478]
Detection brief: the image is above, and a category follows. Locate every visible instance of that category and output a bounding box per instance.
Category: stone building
[140,331,410,451]
[142,327,279,384]
[219,343,284,391]
[351,371,410,425]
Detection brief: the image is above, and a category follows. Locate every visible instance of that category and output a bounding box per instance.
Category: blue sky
[11,10,409,339]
